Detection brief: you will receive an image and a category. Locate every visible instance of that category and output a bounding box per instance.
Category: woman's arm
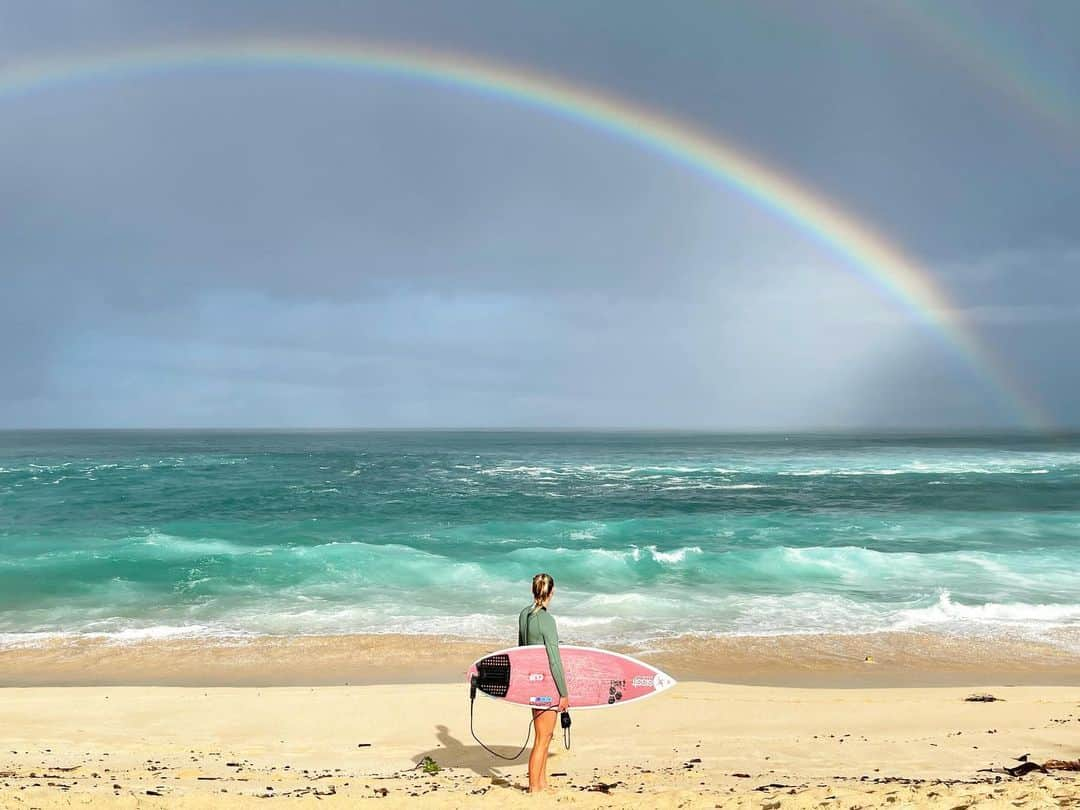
[540,613,568,698]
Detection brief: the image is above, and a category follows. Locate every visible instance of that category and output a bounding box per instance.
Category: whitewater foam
[893,591,1080,630]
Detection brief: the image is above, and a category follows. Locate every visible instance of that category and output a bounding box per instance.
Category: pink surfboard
[468,645,676,710]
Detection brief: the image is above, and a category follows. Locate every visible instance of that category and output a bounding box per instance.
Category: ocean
[1,430,1078,649]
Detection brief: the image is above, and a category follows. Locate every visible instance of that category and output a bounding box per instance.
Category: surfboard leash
[469,675,570,760]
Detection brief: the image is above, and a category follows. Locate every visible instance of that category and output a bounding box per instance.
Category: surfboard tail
[473,653,511,699]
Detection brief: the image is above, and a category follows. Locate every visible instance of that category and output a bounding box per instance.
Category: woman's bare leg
[528,709,556,793]
[537,722,553,788]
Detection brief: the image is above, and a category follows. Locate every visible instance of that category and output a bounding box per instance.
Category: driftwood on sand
[979,754,1080,777]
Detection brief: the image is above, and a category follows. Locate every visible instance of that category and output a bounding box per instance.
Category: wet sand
[2,630,1078,687]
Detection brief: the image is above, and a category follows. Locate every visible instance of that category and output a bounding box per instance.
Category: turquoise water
[1,431,1078,647]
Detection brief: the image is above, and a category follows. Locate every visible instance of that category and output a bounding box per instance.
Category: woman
[518,572,569,793]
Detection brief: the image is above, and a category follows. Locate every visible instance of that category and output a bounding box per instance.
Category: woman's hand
[558,696,570,713]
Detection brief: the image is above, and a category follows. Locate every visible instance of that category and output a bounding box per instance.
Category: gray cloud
[2,0,1078,428]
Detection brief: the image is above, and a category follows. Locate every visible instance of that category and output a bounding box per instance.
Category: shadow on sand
[411,724,529,778]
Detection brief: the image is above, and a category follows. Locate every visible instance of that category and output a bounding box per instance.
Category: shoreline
[2,630,1078,688]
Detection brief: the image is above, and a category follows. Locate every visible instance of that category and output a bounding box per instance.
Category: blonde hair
[530,573,555,614]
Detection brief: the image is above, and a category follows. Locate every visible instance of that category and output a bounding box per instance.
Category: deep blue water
[1,431,1078,647]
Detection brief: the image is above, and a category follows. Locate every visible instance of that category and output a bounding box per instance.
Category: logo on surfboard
[608,679,625,703]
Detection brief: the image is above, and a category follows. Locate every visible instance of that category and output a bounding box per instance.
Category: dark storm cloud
[1,0,1078,427]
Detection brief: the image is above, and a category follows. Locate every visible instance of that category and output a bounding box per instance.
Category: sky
[2,0,1078,429]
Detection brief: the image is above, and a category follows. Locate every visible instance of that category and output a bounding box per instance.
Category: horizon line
[1,425,1076,436]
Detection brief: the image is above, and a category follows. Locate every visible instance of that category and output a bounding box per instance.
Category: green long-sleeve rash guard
[517,606,568,697]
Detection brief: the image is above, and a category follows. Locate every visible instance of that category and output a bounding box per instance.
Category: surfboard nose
[652,672,676,692]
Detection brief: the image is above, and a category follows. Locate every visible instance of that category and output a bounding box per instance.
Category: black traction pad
[476,653,511,698]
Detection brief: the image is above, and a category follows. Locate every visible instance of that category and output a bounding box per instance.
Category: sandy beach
[1,636,1078,808]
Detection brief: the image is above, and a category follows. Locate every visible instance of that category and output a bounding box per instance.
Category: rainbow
[0,38,1050,428]
[880,1,1078,151]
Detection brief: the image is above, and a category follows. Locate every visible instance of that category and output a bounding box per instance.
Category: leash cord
[468,684,570,760]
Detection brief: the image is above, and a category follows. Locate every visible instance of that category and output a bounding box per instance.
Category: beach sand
[1,635,1078,808]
